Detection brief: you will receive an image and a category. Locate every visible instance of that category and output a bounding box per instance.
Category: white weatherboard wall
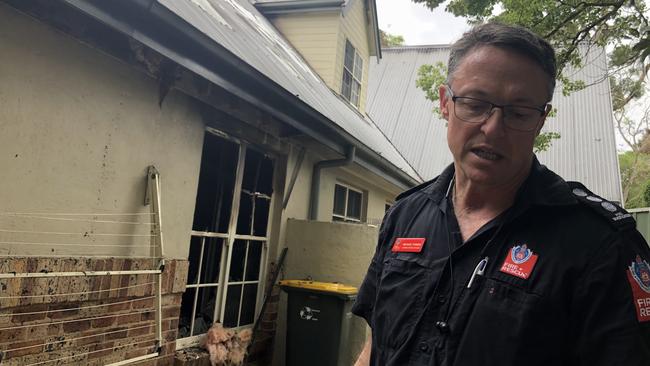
[0,3,204,259]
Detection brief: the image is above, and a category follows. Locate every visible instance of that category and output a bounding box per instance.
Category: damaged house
[0,0,418,365]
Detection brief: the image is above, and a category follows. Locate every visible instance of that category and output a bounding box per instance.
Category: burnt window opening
[179,132,275,345]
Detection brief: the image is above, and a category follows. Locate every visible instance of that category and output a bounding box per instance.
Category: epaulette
[567,181,635,230]
[396,177,437,201]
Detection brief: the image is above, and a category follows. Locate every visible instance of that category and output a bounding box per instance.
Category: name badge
[392,238,426,253]
[500,244,538,279]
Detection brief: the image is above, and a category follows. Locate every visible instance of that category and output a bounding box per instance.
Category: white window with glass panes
[177,130,275,348]
[332,183,363,222]
[341,39,363,107]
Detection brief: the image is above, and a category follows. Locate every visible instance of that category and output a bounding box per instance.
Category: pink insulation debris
[202,322,254,366]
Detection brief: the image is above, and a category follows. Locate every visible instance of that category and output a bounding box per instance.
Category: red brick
[133,298,154,309]
[63,319,91,333]
[6,339,43,358]
[87,342,115,359]
[0,327,25,342]
[107,300,131,312]
[162,306,180,319]
[76,333,104,346]
[141,310,156,322]
[105,328,128,341]
[117,313,142,325]
[12,303,48,323]
[128,324,152,337]
[48,302,80,319]
[92,315,116,328]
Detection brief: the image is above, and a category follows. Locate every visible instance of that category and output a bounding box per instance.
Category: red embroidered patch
[627,255,650,322]
[499,244,538,280]
[391,238,425,253]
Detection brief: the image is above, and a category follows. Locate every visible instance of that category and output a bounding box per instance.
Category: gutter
[60,0,417,189]
[254,0,344,14]
[309,146,356,220]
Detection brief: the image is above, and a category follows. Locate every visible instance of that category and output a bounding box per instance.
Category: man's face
[439,46,550,188]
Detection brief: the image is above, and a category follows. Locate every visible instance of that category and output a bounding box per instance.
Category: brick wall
[0,257,188,366]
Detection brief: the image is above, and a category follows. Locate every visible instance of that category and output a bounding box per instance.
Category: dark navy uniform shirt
[352,159,650,365]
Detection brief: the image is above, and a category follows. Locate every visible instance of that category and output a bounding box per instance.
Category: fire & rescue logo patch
[627,255,650,322]
[500,244,538,280]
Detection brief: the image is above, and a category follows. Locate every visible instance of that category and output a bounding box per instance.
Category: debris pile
[202,322,253,366]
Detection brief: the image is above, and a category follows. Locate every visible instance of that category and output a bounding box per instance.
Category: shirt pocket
[374,256,431,348]
[452,277,543,365]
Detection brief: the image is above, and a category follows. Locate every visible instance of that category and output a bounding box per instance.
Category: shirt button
[419,341,430,353]
[437,295,446,304]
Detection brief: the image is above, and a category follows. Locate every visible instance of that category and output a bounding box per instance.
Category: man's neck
[452,162,532,241]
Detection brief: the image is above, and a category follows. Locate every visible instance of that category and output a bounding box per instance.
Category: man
[352,23,650,365]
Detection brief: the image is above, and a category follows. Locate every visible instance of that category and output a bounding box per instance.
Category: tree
[380,30,405,48]
[411,0,650,103]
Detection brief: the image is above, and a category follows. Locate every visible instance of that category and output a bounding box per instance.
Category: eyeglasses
[446,86,550,132]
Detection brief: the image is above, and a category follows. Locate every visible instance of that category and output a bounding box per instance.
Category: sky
[376,0,470,45]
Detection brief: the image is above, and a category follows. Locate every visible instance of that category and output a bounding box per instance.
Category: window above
[333,183,363,223]
[341,40,363,108]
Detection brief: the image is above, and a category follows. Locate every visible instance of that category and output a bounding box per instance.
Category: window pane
[236,191,254,235]
[199,238,224,284]
[347,190,362,220]
[178,287,196,338]
[333,185,347,216]
[192,133,239,233]
[194,287,218,334]
[332,216,345,222]
[245,241,263,281]
[253,197,270,237]
[229,240,247,282]
[344,41,355,70]
[223,284,242,327]
[351,80,360,107]
[240,284,259,326]
[187,237,203,285]
[353,52,363,80]
[342,71,352,101]
[242,148,274,195]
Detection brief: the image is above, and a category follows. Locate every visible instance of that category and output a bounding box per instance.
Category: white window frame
[177,130,275,349]
[332,182,364,223]
[341,39,363,108]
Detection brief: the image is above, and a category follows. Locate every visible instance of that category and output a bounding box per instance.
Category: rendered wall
[0,3,204,260]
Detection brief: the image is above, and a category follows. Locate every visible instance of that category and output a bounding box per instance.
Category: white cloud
[376,0,470,45]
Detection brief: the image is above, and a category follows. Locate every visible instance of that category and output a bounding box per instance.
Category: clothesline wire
[0,213,154,225]
[0,281,155,299]
[21,335,166,366]
[0,212,156,216]
[0,228,154,237]
[0,241,154,248]
[0,308,154,331]
[1,296,156,317]
[1,323,155,354]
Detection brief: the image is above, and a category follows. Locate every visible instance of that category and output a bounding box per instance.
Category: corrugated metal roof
[156,0,419,181]
[368,45,622,202]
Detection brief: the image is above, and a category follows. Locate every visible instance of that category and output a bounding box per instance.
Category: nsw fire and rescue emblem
[511,244,533,264]
[630,255,650,293]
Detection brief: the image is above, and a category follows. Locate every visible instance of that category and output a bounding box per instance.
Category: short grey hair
[446,22,557,102]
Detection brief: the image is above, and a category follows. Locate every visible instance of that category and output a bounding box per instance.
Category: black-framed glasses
[446,86,550,132]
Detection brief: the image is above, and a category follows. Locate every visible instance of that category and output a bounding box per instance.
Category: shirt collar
[426,156,577,208]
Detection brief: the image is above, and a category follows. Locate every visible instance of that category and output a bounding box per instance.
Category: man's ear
[439,85,450,120]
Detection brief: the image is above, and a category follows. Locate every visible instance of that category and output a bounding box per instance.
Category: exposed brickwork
[0,257,188,366]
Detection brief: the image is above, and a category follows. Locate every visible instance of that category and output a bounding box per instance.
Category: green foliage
[411,0,650,110]
[619,151,650,208]
[380,30,405,48]
[415,62,447,115]
[644,181,650,207]
[533,132,561,154]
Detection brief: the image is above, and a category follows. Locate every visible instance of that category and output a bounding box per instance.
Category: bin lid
[279,280,357,295]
